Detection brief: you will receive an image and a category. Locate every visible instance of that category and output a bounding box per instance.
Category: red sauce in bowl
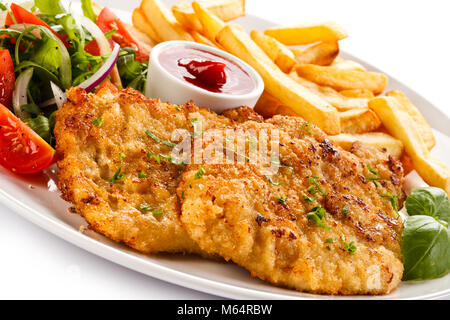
[158,46,255,95]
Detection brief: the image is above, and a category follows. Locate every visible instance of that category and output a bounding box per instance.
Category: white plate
[1,7,450,300]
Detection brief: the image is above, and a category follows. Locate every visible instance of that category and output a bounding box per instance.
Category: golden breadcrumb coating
[178,115,405,295]
[55,86,258,254]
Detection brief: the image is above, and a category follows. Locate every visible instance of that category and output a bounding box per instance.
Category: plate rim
[2,7,450,300]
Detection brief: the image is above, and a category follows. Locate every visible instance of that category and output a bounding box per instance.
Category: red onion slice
[79,42,120,92]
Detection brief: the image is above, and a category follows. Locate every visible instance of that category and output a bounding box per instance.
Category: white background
[1,0,449,299]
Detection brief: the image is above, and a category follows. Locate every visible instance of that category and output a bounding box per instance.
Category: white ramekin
[145,41,264,113]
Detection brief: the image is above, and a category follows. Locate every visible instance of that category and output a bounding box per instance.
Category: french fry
[329,132,404,158]
[339,108,381,133]
[332,57,366,71]
[289,73,369,111]
[123,21,155,50]
[369,97,450,195]
[264,21,348,45]
[132,8,162,43]
[250,30,296,73]
[254,91,298,118]
[339,89,374,99]
[141,0,193,42]
[386,90,436,150]
[295,41,339,66]
[216,24,340,134]
[172,0,203,31]
[172,0,245,32]
[204,0,245,22]
[192,1,226,42]
[190,30,219,47]
[296,64,388,95]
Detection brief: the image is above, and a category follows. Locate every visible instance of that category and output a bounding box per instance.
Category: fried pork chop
[55,86,259,254]
[178,115,405,294]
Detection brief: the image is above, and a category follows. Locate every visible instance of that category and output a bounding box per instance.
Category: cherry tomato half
[0,50,15,108]
[0,104,55,174]
[5,3,70,47]
[97,7,149,62]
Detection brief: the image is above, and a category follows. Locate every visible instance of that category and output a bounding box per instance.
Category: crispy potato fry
[295,41,339,66]
[122,20,155,50]
[264,21,348,45]
[250,30,296,73]
[216,24,340,134]
[339,108,381,133]
[369,97,450,195]
[172,0,203,31]
[141,0,193,41]
[340,89,374,99]
[190,30,219,47]
[192,1,226,42]
[172,0,245,32]
[386,90,436,150]
[329,132,404,158]
[332,57,366,71]
[296,64,388,95]
[254,91,298,118]
[132,8,162,43]
[205,0,245,21]
[289,72,369,111]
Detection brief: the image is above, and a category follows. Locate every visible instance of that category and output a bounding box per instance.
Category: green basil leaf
[402,215,450,281]
[406,187,450,223]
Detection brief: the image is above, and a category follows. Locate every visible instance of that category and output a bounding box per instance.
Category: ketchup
[178,59,227,88]
[158,46,255,95]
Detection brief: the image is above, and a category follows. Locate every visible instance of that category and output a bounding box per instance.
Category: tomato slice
[5,3,70,47]
[97,7,149,62]
[0,104,55,174]
[0,50,15,108]
[95,80,118,93]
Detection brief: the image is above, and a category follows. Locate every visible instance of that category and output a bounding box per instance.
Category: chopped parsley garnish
[366,164,380,187]
[152,209,164,220]
[191,118,202,138]
[278,195,287,205]
[307,176,326,196]
[110,167,126,184]
[92,117,103,127]
[181,190,185,200]
[341,235,357,253]
[140,205,164,219]
[175,106,182,111]
[381,193,400,217]
[146,151,161,164]
[138,171,147,179]
[342,204,349,217]
[264,175,284,186]
[271,158,293,175]
[301,121,313,135]
[306,205,330,230]
[246,135,257,151]
[119,153,126,160]
[159,154,185,166]
[303,194,318,204]
[324,238,334,243]
[145,130,176,147]
[224,146,250,163]
[194,168,205,179]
